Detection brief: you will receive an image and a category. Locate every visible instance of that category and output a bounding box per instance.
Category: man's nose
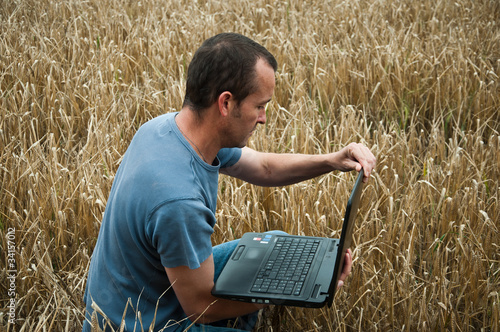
[257,108,266,124]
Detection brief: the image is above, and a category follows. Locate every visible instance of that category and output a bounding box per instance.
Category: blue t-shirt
[83,113,242,331]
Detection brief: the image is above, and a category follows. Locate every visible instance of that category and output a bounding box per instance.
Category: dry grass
[1,0,499,331]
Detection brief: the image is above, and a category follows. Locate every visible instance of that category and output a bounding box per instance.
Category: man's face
[226,58,275,148]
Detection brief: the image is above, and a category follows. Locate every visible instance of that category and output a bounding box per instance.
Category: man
[83,33,376,332]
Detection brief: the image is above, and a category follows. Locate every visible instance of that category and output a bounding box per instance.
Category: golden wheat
[1,0,499,331]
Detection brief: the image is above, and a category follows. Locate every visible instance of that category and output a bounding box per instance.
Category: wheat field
[0,0,499,331]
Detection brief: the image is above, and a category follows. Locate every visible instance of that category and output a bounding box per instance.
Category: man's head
[182,33,278,115]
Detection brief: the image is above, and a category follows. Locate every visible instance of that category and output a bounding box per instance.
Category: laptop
[212,169,365,308]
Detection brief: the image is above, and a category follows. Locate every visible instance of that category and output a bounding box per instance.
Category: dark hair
[182,33,278,113]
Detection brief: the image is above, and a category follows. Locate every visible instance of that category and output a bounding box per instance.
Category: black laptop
[212,169,365,308]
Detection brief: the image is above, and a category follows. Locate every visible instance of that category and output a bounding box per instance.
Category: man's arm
[164,254,265,324]
[221,143,376,186]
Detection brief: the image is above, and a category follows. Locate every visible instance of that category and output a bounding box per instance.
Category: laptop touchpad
[244,247,267,260]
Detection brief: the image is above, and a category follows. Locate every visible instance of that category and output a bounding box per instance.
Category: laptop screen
[327,169,364,306]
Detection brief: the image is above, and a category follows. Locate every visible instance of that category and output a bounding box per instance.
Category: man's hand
[165,255,264,324]
[334,143,376,183]
[337,248,353,289]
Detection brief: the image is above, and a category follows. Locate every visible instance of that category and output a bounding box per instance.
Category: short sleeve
[146,199,215,270]
[217,148,242,168]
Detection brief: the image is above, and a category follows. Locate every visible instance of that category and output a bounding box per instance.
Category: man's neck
[175,108,221,165]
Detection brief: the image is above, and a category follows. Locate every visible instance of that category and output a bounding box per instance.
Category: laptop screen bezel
[327,168,364,307]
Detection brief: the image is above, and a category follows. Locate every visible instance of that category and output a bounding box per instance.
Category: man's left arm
[221,144,376,186]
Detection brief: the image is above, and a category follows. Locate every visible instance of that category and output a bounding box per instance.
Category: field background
[1,0,499,331]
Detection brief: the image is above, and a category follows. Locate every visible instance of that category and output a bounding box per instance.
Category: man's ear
[218,91,234,117]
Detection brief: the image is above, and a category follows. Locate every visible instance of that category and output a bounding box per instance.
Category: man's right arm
[221,145,376,187]
[164,254,265,324]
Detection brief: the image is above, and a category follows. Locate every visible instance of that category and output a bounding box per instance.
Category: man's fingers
[337,249,353,289]
[347,143,376,182]
[337,280,344,289]
[333,143,376,180]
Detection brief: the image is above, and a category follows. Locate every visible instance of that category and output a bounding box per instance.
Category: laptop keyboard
[250,237,320,296]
